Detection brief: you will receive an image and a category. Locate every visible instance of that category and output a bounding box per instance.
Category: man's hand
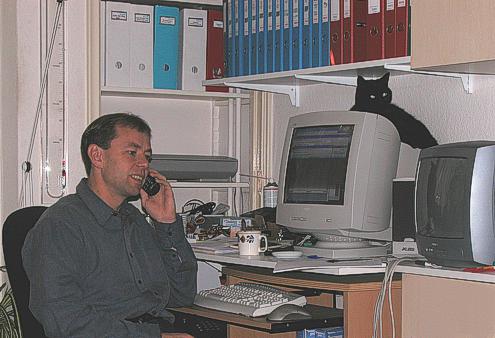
[161,334,194,338]
[140,169,176,223]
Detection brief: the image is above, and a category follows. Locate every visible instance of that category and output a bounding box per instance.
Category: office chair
[3,206,48,338]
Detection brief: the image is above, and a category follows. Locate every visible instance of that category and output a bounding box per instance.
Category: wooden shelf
[101,86,249,101]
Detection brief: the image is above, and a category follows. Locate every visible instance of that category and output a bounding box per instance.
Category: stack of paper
[190,235,239,254]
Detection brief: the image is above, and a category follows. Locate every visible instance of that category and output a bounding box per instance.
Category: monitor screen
[415,157,470,239]
[284,125,353,205]
[277,111,403,243]
[414,141,495,267]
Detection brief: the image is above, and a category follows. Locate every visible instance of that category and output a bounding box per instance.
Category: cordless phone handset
[142,175,160,196]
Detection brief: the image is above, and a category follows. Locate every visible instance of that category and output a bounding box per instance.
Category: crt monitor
[276,111,402,258]
[415,141,495,267]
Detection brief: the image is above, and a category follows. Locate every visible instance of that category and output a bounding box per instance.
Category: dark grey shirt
[22,179,198,338]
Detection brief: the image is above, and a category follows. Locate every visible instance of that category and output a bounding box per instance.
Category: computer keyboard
[194,282,307,317]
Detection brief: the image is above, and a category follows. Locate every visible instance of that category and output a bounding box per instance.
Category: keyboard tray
[170,304,343,334]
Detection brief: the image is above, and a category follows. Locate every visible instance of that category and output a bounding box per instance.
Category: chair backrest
[3,206,48,338]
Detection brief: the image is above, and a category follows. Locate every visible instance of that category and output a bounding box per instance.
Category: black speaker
[392,179,416,241]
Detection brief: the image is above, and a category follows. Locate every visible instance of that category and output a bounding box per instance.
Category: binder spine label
[259,2,264,31]
[235,0,239,35]
[228,0,233,37]
[276,0,281,30]
[368,0,380,14]
[160,16,176,25]
[284,0,289,28]
[330,0,339,21]
[135,13,150,23]
[343,0,350,18]
[188,18,204,27]
[293,0,299,26]
[322,0,328,23]
[397,0,406,7]
[304,0,309,26]
[111,11,127,21]
[244,0,249,36]
[214,20,224,28]
[268,0,273,31]
[252,0,257,33]
[312,0,318,24]
[386,0,394,11]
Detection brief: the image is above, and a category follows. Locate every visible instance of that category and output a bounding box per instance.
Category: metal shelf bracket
[224,82,300,107]
[384,64,474,94]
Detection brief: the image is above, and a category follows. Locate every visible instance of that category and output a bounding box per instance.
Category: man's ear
[87,144,104,170]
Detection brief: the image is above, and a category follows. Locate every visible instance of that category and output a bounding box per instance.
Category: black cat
[350,73,438,149]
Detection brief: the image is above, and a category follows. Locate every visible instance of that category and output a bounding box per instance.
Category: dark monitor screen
[283,125,354,205]
[416,157,471,239]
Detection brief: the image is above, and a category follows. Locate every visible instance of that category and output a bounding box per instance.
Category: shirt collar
[76,178,131,227]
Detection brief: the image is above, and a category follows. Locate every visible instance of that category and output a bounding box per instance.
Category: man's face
[99,126,152,203]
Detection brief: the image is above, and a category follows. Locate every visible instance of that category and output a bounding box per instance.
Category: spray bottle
[262,181,278,208]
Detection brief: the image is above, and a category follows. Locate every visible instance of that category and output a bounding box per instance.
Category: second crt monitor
[276,111,404,258]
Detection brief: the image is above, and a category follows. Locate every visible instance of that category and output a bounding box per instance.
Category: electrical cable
[232,188,237,217]
[181,199,205,214]
[19,0,64,207]
[238,173,272,181]
[372,257,415,338]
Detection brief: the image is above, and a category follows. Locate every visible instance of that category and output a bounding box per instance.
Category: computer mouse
[266,304,312,321]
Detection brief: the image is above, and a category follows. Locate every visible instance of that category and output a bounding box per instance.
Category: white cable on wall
[19,0,64,207]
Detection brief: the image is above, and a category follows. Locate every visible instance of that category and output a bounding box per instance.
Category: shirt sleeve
[22,217,161,338]
[154,217,198,308]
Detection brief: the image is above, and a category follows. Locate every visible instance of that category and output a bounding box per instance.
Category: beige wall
[0,0,19,275]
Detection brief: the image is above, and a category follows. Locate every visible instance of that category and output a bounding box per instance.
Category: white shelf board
[101,86,249,101]
[203,57,411,106]
[113,0,223,7]
[165,0,222,5]
[170,181,250,188]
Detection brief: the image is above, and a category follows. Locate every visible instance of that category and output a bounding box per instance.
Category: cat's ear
[357,75,366,86]
[381,72,390,84]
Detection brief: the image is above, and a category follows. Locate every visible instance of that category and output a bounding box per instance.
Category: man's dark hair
[80,113,151,176]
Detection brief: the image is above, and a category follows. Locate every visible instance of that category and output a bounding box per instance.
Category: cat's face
[354,73,392,105]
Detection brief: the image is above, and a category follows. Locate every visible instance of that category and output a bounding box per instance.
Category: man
[22,113,198,337]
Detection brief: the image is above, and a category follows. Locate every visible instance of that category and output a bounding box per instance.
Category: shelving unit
[102,86,250,101]
[97,0,249,214]
[100,86,248,211]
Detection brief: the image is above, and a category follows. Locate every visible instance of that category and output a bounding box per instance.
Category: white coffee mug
[238,230,268,256]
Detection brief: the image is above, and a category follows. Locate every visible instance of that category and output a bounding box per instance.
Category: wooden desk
[176,265,402,338]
